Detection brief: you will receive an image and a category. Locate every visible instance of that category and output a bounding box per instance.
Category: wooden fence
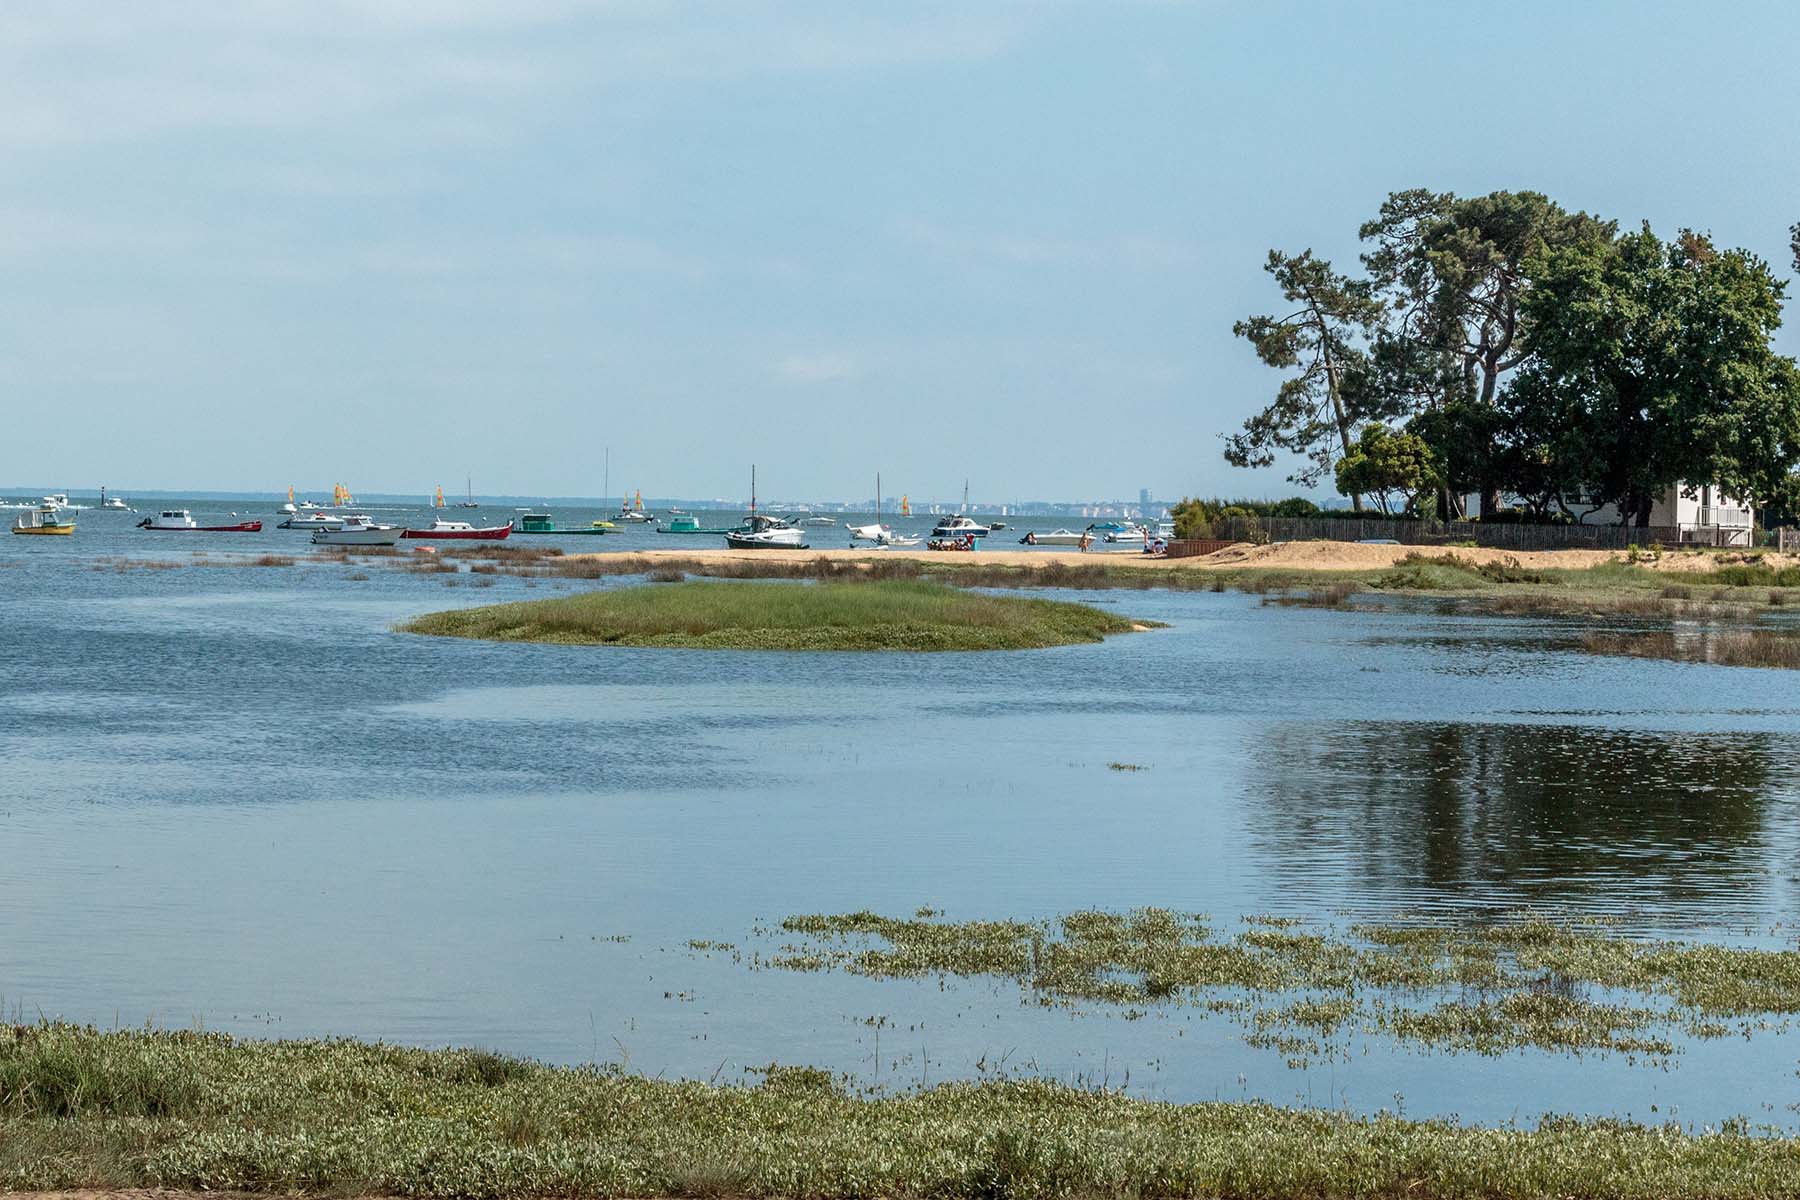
[1163,539,1236,559]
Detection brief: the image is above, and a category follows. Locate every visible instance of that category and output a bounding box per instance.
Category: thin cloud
[776,353,860,383]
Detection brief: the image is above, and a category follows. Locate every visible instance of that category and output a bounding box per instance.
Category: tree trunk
[1318,330,1363,514]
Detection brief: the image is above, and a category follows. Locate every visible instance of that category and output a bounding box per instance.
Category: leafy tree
[1511,225,1800,523]
[1334,425,1441,516]
[1225,250,1383,510]
[1361,190,1613,514]
[1269,496,1321,517]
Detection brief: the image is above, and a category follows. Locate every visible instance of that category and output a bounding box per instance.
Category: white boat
[140,510,198,530]
[930,514,988,539]
[1104,525,1148,545]
[41,493,74,510]
[724,466,807,548]
[98,488,130,511]
[800,515,839,526]
[278,512,346,530]
[847,473,920,547]
[311,514,402,546]
[1019,528,1089,546]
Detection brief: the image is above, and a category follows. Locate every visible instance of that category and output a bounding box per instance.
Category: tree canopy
[1227,190,1800,525]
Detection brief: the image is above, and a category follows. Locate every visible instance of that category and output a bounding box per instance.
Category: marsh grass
[7,1025,1798,1199]
[766,910,1800,1062]
[401,579,1144,651]
[1583,628,1800,670]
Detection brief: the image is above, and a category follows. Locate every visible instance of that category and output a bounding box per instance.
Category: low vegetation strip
[764,910,1800,1064]
[401,579,1144,651]
[4,1025,1799,1199]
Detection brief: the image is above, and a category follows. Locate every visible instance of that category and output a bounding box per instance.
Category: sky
[4,0,1799,504]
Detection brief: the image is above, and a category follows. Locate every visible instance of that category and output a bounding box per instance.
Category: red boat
[401,518,514,541]
[138,511,263,532]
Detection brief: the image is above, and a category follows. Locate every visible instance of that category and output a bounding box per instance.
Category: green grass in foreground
[401,578,1144,651]
[5,1024,1799,1199]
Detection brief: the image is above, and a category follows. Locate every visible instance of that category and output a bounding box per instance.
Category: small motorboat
[310,514,401,546]
[1104,525,1148,545]
[930,514,989,539]
[402,517,514,541]
[1020,529,1088,546]
[98,488,130,511]
[725,513,807,549]
[139,510,263,532]
[13,504,75,535]
[799,515,839,526]
[278,512,345,530]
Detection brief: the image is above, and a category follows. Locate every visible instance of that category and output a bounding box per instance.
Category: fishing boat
[98,487,130,511]
[724,466,806,548]
[278,512,346,530]
[13,504,75,535]
[42,493,71,509]
[658,512,741,535]
[402,517,514,541]
[1019,529,1089,546]
[138,510,263,532]
[310,514,401,546]
[515,513,615,535]
[847,474,920,547]
[457,476,479,508]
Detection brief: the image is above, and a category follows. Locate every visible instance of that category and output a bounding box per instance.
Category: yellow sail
[434,485,445,508]
[634,489,643,511]
[287,485,295,504]
[900,494,911,516]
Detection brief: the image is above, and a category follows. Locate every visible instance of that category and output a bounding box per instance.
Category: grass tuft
[400,579,1144,652]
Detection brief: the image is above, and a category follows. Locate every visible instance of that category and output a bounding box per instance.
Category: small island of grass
[401,578,1146,651]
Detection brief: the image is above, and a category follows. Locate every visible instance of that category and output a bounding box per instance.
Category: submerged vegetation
[6,1023,1800,1199]
[1583,628,1800,670]
[401,579,1145,651]
[765,910,1800,1065]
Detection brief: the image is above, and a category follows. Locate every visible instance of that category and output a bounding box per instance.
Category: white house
[1574,483,1755,546]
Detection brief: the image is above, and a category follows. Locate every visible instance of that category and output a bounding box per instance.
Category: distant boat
[516,513,615,536]
[13,504,75,535]
[310,514,400,545]
[457,476,479,508]
[403,517,514,541]
[279,486,296,515]
[98,487,130,511]
[848,474,919,547]
[659,513,742,535]
[1020,529,1088,546]
[615,490,654,522]
[434,484,447,509]
[138,510,262,533]
[278,512,346,530]
[930,514,988,539]
[1104,525,1148,545]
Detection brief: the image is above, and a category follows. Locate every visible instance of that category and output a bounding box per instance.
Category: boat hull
[514,528,613,535]
[402,523,513,540]
[311,529,401,546]
[12,524,74,535]
[657,526,740,535]
[142,521,263,532]
[725,532,808,549]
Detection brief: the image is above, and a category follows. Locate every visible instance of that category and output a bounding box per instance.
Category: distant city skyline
[5,2,1797,501]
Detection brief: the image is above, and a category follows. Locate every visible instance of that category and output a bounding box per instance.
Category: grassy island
[6,1023,1800,1199]
[401,578,1144,651]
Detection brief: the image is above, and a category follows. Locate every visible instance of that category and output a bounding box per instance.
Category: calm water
[4,502,1799,1127]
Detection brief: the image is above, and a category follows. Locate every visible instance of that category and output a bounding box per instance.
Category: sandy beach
[563,541,1800,575]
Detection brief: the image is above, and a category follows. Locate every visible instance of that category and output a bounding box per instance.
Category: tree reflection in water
[1244,722,1794,926]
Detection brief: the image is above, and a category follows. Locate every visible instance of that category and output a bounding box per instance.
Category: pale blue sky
[4,1,1797,503]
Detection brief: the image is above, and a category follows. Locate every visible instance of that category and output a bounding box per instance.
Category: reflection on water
[1246,722,1790,923]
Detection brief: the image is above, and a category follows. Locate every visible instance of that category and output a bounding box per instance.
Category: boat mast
[749,464,757,517]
